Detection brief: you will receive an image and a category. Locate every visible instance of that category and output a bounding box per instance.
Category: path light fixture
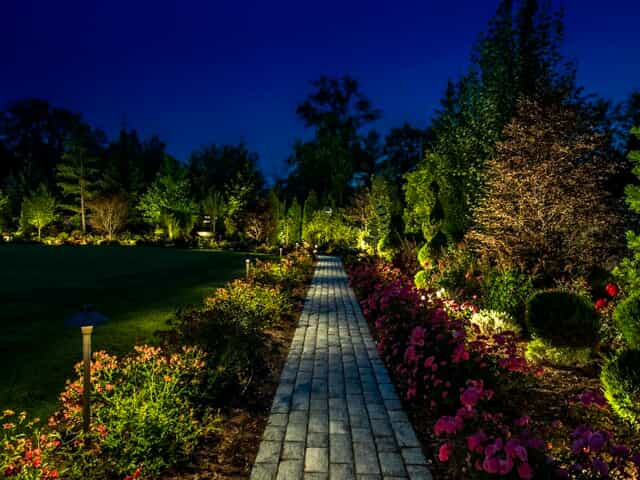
[65,305,109,435]
[245,257,251,279]
[279,246,283,258]
[323,206,333,216]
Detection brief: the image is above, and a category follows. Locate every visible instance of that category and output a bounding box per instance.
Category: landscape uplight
[65,305,109,436]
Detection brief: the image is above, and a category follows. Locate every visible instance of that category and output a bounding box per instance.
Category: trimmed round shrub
[613,294,640,348]
[525,337,592,368]
[601,349,640,429]
[525,290,600,348]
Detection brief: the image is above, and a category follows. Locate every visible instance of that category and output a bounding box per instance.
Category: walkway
[251,256,432,480]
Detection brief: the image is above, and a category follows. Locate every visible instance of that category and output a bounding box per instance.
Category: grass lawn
[0,245,265,418]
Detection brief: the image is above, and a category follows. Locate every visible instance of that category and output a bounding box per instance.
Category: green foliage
[481,268,534,321]
[431,245,479,297]
[20,184,57,240]
[285,198,303,245]
[525,290,600,348]
[138,174,196,240]
[414,270,429,290]
[525,337,593,368]
[57,127,101,233]
[201,190,225,234]
[601,349,640,429]
[365,175,394,256]
[417,243,432,269]
[55,347,210,478]
[616,128,640,293]
[302,190,319,239]
[470,309,522,336]
[0,190,8,230]
[613,294,640,349]
[303,210,357,249]
[223,173,254,238]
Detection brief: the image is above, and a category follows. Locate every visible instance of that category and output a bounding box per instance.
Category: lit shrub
[470,309,522,336]
[525,337,593,368]
[481,268,533,321]
[54,347,210,479]
[431,244,480,297]
[0,410,61,479]
[525,290,600,349]
[414,270,429,290]
[204,280,290,329]
[601,349,640,429]
[613,294,640,349]
[417,242,432,269]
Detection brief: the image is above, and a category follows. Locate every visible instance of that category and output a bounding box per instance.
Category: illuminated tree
[88,195,129,240]
[57,126,101,233]
[201,190,225,235]
[467,99,624,278]
[21,184,57,240]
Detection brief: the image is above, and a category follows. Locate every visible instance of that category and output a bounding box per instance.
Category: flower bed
[348,258,640,479]
[1,250,314,479]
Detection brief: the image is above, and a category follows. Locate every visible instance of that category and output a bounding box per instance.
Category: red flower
[605,283,619,298]
[438,442,454,462]
[595,298,608,310]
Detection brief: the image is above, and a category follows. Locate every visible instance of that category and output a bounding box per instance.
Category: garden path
[251,256,432,480]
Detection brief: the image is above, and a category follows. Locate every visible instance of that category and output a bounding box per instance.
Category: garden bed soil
[162,284,308,479]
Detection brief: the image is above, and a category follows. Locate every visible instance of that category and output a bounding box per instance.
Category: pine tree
[57,131,100,233]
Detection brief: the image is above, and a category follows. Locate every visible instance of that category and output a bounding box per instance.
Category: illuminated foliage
[88,195,129,240]
[20,183,57,240]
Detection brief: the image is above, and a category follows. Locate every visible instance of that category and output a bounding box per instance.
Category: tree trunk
[38,226,42,241]
[80,184,86,234]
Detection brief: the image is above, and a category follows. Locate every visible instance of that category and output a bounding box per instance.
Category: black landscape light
[66,305,109,435]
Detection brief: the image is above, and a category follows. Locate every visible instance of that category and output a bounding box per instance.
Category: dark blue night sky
[2,0,639,180]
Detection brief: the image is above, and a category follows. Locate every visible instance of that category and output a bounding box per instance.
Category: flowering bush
[52,346,211,479]
[0,410,60,479]
[348,257,640,480]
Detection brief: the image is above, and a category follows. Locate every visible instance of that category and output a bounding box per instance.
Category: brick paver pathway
[251,256,432,480]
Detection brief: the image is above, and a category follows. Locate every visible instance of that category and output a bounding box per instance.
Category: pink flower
[467,431,488,453]
[460,385,482,410]
[438,442,454,462]
[505,439,528,462]
[434,416,463,435]
[517,462,534,479]
[483,456,500,474]
[409,326,425,346]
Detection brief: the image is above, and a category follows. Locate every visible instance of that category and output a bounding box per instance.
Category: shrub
[204,280,290,330]
[0,410,61,479]
[613,294,640,348]
[601,349,640,429]
[414,270,429,290]
[525,291,600,348]
[417,242,431,269]
[481,268,533,321]
[54,347,210,478]
[470,309,522,336]
[525,337,593,368]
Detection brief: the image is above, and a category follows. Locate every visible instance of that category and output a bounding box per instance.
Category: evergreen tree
[302,190,319,241]
[287,198,303,244]
[57,126,101,233]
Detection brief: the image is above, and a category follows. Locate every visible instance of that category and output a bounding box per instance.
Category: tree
[467,99,624,279]
[0,190,8,229]
[302,190,319,241]
[201,190,225,235]
[57,125,101,233]
[287,198,303,245]
[615,127,640,292]
[21,184,56,240]
[381,123,428,180]
[88,195,129,240]
[364,175,394,255]
[287,75,381,204]
[138,173,197,240]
